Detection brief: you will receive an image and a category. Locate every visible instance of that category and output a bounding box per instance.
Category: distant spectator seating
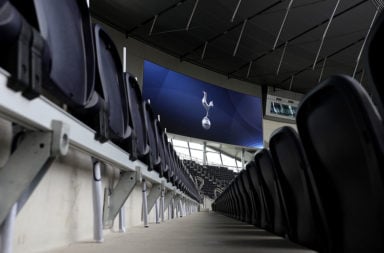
[183,159,237,200]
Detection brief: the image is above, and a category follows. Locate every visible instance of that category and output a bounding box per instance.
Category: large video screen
[142,61,263,148]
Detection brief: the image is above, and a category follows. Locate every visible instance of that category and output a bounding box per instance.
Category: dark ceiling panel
[91,0,376,95]
[92,0,179,30]
[149,0,196,32]
[288,69,320,92]
[228,0,273,23]
[282,0,340,39]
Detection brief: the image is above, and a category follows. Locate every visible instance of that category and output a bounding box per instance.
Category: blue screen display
[142,61,263,148]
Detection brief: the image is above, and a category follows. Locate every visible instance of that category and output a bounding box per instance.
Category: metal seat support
[0,120,69,253]
[102,168,139,229]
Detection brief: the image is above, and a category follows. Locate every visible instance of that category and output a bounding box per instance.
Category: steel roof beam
[276,41,288,75]
[273,0,294,50]
[149,15,158,36]
[278,37,365,88]
[127,0,190,34]
[233,19,248,56]
[227,0,368,76]
[201,41,208,60]
[312,0,341,69]
[186,0,200,31]
[180,1,283,59]
[231,0,243,22]
[352,8,379,77]
[318,56,327,83]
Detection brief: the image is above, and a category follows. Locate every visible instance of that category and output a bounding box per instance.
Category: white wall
[263,119,297,147]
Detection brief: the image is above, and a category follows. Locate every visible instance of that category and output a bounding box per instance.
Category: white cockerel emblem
[201,91,214,130]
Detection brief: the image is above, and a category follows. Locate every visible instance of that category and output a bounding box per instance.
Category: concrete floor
[46,211,316,253]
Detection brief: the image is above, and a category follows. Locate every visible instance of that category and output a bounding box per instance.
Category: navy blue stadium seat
[167,142,177,185]
[153,119,170,181]
[237,170,252,223]
[0,0,48,98]
[9,0,95,105]
[5,1,117,142]
[125,73,150,161]
[296,75,384,253]
[228,184,240,219]
[240,168,259,226]
[269,126,329,252]
[228,186,237,218]
[243,162,262,226]
[163,133,174,184]
[35,0,95,107]
[91,24,131,143]
[143,100,162,175]
[254,149,287,236]
[233,180,246,222]
[246,161,268,229]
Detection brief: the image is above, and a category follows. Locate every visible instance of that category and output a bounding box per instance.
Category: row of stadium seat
[213,74,384,253]
[0,0,199,202]
[214,11,384,253]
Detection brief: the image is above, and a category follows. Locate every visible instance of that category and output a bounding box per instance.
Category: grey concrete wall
[12,149,164,253]
[263,119,297,147]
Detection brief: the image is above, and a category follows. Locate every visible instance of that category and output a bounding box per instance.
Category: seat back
[269,126,328,251]
[93,24,130,142]
[167,142,177,182]
[232,183,242,219]
[143,100,161,174]
[0,1,21,45]
[244,163,262,227]
[255,149,287,236]
[221,183,231,216]
[241,169,258,226]
[125,74,149,161]
[0,1,23,68]
[237,171,252,223]
[23,0,95,107]
[296,75,384,252]
[246,161,268,228]
[233,179,247,222]
[154,119,169,181]
[163,133,174,184]
[0,1,47,98]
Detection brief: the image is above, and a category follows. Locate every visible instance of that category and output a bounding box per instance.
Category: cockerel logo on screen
[201,91,214,130]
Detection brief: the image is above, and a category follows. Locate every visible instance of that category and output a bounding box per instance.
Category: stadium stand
[1,1,384,253]
[183,159,237,200]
